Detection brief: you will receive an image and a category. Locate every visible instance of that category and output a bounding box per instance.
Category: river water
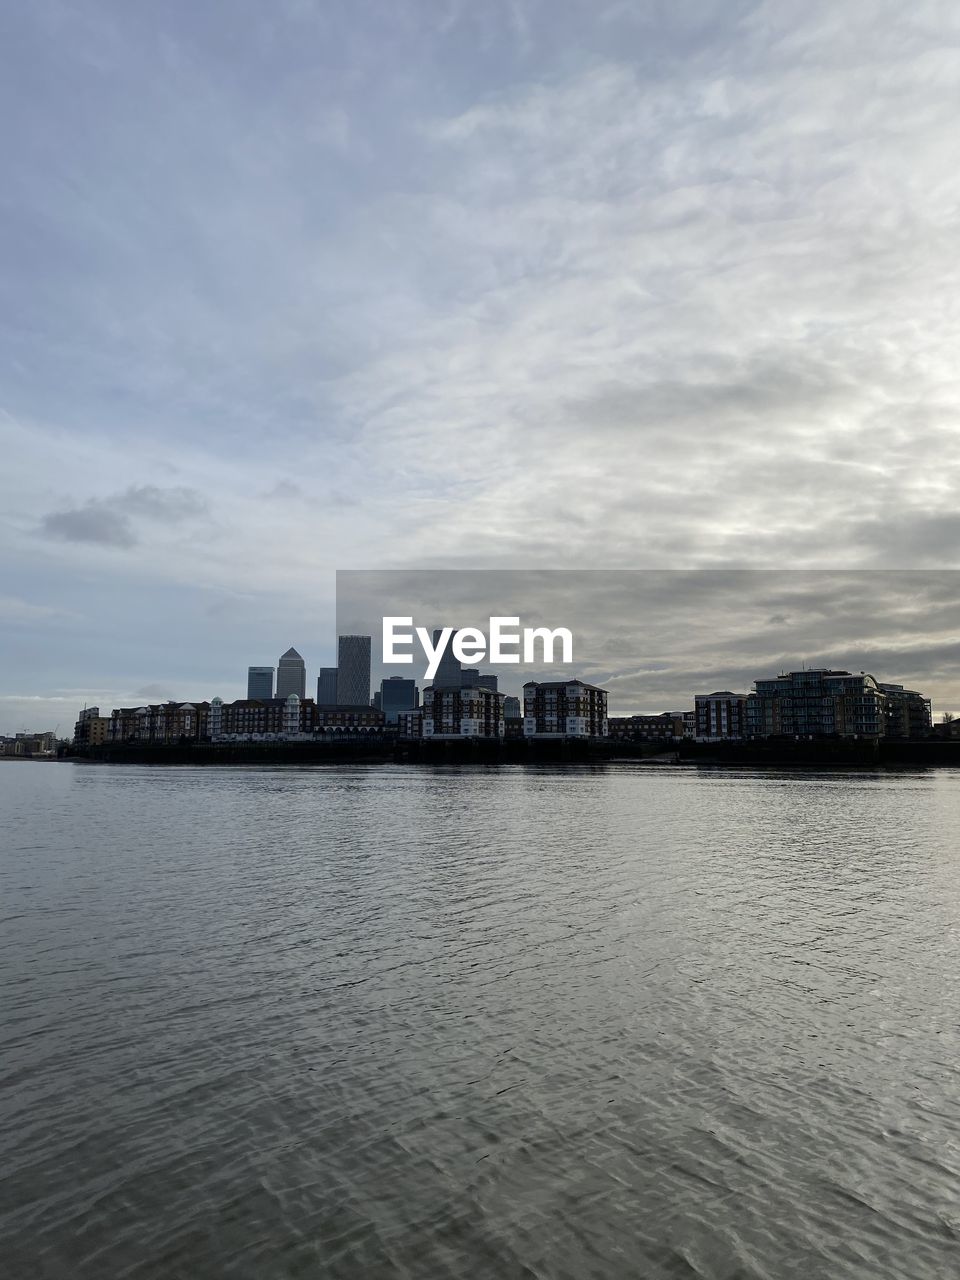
[2,761,959,1279]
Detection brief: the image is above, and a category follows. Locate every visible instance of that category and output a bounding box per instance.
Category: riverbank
[64,738,960,767]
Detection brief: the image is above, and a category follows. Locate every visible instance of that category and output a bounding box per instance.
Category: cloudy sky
[3,0,960,731]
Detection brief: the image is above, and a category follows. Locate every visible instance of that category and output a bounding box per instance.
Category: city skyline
[4,3,960,734]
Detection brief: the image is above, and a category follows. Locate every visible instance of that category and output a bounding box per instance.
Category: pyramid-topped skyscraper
[276,647,306,699]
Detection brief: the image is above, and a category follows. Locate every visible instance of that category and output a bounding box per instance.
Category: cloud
[38,485,207,549]
[40,506,137,548]
[4,1,960,715]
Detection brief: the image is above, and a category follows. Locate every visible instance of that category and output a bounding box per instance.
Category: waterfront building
[503,695,521,719]
[247,666,274,699]
[608,713,684,742]
[337,635,371,706]
[74,706,110,746]
[276,648,306,699]
[522,680,608,738]
[208,696,315,740]
[397,708,423,739]
[880,684,932,738]
[745,669,887,738]
[314,704,385,733]
[108,701,210,744]
[431,628,462,690]
[422,685,505,738]
[380,676,418,724]
[694,692,747,741]
[317,667,338,705]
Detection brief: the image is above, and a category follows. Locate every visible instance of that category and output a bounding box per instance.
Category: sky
[2,0,960,732]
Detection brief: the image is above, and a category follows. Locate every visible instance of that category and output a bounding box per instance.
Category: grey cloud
[134,683,174,699]
[39,485,207,549]
[40,507,138,548]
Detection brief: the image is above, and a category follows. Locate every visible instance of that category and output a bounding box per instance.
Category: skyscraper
[276,647,306,699]
[247,666,274,699]
[431,627,462,690]
[337,635,371,706]
[316,667,337,705]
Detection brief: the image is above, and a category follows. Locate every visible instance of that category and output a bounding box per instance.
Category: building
[380,676,418,724]
[108,702,209,743]
[431,628,462,690]
[337,635,371,706]
[247,666,274,699]
[208,695,314,740]
[314,704,385,733]
[276,647,306,699]
[880,684,932,738]
[608,713,684,742]
[422,685,505,738]
[523,680,608,738]
[503,695,521,719]
[695,692,747,741]
[745,670,887,739]
[397,708,423,739]
[460,668,496,690]
[74,706,110,746]
[317,667,337,704]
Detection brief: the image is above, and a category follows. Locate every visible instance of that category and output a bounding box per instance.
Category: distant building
[397,708,423,739]
[247,666,274,699]
[276,647,306,699]
[337,635,371,706]
[431,628,462,690]
[422,685,505,738]
[208,695,314,740]
[380,676,418,724]
[317,667,338,705]
[745,670,886,738]
[608,713,683,742]
[108,702,210,743]
[74,706,110,746]
[523,680,608,738]
[880,684,932,738]
[695,692,747,741]
[503,695,521,719]
[314,704,384,733]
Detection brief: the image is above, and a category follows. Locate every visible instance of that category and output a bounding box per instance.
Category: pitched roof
[279,647,303,661]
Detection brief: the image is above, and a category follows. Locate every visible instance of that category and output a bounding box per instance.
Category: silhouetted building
[276,648,306,699]
[608,713,683,741]
[317,667,337,704]
[314,704,384,733]
[247,666,274,699]
[380,676,418,724]
[337,635,371,706]
[880,684,932,738]
[431,628,462,690]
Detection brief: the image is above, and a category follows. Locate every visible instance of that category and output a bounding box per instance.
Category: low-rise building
[607,713,684,741]
[314,704,385,734]
[523,680,608,738]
